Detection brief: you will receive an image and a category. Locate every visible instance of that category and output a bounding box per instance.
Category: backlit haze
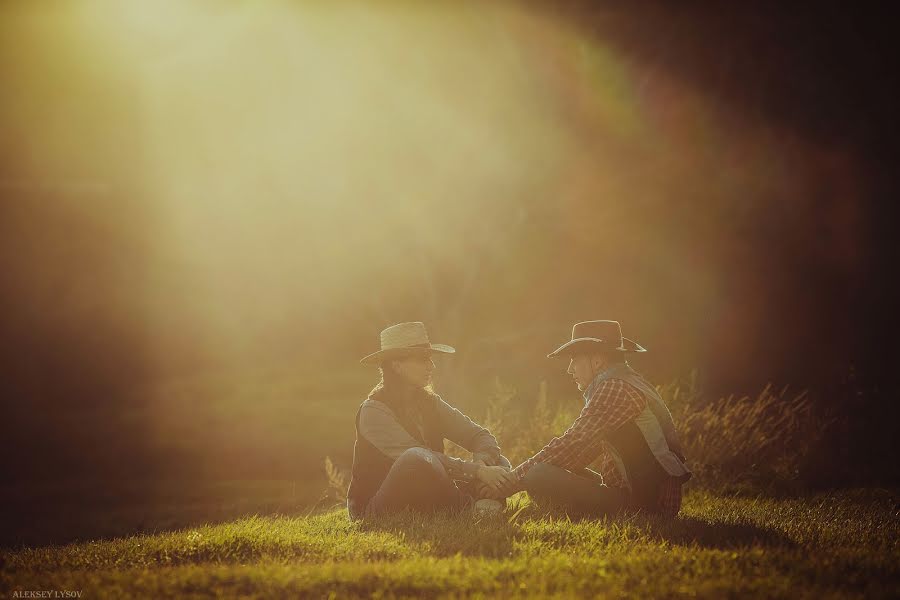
[0,1,885,481]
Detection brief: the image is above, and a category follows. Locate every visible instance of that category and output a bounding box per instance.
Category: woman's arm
[359,401,483,479]
[358,401,425,459]
[434,396,503,466]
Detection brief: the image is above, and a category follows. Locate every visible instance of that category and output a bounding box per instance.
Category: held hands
[476,482,509,501]
[471,461,503,500]
[475,464,518,493]
[495,475,520,497]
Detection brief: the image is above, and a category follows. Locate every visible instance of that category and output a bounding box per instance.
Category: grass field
[3,368,898,597]
[3,485,898,598]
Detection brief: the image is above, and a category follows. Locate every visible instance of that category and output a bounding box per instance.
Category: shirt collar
[583,361,630,404]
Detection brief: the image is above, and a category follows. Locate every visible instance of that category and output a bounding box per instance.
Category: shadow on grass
[4,479,806,556]
[357,498,796,559]
[510,499,798,550]
[0,479,324,549]
[637,515,797,549]
[357,509,518,558]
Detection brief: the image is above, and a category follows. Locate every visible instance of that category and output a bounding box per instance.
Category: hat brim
[360,343,455,366]
[547,337,646,358]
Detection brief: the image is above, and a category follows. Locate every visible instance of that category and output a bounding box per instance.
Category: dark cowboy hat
[547,320,646,358]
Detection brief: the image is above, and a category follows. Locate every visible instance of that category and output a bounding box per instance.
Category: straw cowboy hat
[360,322,455,365]
[547,320,647,358]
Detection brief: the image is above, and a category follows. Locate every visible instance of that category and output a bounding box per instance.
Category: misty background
[1,1,897,489]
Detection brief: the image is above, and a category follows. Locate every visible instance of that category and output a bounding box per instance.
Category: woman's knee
[396,447,433,463]
[394,448,446,477]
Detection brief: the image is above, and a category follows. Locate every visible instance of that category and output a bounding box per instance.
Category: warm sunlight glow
[2,1,869,480]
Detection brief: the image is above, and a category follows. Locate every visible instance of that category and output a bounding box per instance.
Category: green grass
[3,370,896,597]
[3,487,897,598]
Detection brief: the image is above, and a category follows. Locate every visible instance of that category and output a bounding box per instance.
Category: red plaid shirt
[513,378,683,517]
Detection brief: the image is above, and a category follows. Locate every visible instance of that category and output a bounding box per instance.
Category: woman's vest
[346,389,445,518]
[595,364,692,510]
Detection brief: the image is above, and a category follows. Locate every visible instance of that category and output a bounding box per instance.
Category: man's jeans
[520,462,627,517]
[365,448,511,517]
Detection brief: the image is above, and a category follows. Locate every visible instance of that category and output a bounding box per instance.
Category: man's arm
[508,379,646,489]
[434,396,503,466]
[594,442,626,489]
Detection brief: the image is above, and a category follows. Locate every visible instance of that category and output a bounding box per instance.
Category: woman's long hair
[368,358,437,409]
[368,357,442,448]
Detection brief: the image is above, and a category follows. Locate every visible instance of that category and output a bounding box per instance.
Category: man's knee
[521,462,624,517]
[521,462,557,486]
[521,462,585,503]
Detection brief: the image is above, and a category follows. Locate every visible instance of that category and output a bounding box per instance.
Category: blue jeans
[364,448,512,517]
[365,448,467,516]
[520,462,627,517]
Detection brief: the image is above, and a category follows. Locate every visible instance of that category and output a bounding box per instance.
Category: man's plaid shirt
[512,378,683,517]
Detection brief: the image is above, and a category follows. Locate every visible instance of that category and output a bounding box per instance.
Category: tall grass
[667,378,829,490]
[327,372,831,497]
[466,373,828,491]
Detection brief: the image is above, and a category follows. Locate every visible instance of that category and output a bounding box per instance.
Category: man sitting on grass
[498,320,692,518]
[347,322,516,520]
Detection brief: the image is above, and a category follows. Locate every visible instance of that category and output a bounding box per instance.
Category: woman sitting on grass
[347,322,515,520]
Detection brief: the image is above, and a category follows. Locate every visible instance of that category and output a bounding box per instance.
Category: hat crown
[380,321,430,351]
[547,319,645,358]
[571,320,623,344]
